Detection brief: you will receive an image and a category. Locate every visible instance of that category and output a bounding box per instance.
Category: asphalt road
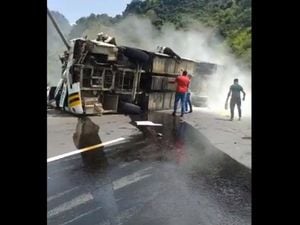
[47,111,251,225]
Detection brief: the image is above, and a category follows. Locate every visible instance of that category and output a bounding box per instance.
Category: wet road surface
[47,112,251,225]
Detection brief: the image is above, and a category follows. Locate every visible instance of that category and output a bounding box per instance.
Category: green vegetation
[122,0,251,66]
[47,0,251,84]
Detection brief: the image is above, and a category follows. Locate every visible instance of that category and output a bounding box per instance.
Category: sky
[47,0,133,24]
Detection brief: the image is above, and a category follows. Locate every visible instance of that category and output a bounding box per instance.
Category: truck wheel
[118,101,142,114]
[120,46,149,65]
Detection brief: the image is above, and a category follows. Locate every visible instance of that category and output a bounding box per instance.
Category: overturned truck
[47,10,217,115]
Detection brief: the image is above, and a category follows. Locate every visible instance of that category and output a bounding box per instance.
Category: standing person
[59,50,69,72]
[185,74,193,113]
[225,78,246,121]
[172,70,190,117]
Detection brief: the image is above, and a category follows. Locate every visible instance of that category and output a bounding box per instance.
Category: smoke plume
[109,15,251,117]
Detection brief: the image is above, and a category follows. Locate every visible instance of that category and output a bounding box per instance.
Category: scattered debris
[135,121,162,126]
[157,133,163,137]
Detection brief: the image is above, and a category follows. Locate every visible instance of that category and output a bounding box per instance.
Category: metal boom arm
[47,8,70,50]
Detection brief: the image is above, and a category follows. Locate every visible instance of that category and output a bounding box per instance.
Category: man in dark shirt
[59,50,69,72]
[225,78,246,121]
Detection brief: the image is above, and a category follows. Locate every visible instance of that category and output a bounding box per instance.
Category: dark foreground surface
[47,112,251,225]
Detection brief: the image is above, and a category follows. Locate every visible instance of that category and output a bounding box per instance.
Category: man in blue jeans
[172,70,190,117]
[185,74,193,113]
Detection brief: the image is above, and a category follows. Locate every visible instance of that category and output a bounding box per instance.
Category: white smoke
[207,65,251,117]
[110,15,251,117]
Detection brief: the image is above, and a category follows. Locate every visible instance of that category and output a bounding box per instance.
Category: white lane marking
[47,186,80,202]
[60,206,103,225]
[47,137,125,163]
[113,167,152,190]
[47,193,93,218]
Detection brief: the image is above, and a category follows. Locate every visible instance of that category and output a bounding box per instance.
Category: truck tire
[120,46,149,65]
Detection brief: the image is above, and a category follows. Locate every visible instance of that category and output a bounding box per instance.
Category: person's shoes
[230,118,233,121]
[189,110,193,113]
[180,114,184,117]
[172,112,176,116]
[238,117,241,121]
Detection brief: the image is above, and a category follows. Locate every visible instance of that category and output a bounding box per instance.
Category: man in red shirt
[172,70,190,117]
